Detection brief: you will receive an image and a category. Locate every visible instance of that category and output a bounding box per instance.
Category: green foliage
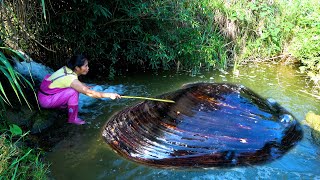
[2,0,320,93]
[216,0,320,93]
[9,124,22,136]
[0,47,38,110]
[39,0,228,78]
[225,0,285,61]
[284,0,320,91]
[0,126,49,179]
[0,2,47,177]
[0,0,46,53]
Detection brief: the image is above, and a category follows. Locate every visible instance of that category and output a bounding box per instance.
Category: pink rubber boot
[68,105,85,125]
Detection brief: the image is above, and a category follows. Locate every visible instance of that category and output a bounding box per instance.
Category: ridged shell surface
[103,83,303,168]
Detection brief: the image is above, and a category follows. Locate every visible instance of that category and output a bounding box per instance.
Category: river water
[39,62,320,179]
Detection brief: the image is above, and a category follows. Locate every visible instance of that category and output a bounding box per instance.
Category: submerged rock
[6,106,66,134]
[103,83,303,168]
[305,111,320,146]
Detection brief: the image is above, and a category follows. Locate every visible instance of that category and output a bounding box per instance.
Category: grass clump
[0,124,49,179]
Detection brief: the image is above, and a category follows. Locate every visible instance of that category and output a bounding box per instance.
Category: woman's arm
[70,79,121,99]
[82,82,95,89]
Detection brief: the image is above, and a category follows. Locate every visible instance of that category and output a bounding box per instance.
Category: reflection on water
[47,63,320,179]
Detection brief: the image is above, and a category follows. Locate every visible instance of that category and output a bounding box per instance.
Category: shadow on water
[46,63,320,179]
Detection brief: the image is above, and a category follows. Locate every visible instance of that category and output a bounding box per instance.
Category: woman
[38,54,121,125]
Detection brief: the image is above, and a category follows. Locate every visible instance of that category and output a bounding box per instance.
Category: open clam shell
[102,83,303,168]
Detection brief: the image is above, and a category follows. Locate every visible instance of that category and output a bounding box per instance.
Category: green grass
[211,0,320,93]
[0,47,47,179]
[0,125,49,180]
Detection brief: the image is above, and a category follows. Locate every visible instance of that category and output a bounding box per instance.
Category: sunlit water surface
[26,62,320,179]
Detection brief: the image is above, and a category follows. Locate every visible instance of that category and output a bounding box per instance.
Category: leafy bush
[37,0,228,78]
[2,0,320,92]
[215,0,320,94]
[219,0,288,62]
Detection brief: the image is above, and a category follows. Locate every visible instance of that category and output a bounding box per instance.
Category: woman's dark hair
[66,54,88,70]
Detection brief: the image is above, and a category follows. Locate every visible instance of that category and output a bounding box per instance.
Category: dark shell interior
[102,83,303,168]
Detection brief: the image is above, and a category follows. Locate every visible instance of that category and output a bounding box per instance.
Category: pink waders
[38,75,85,125]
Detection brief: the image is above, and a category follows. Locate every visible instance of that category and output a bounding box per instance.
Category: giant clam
[102,83,303,168]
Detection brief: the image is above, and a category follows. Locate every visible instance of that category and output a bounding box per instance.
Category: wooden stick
[121,96,175,103]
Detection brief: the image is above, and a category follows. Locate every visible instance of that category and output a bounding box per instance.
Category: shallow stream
[44,63,320,179]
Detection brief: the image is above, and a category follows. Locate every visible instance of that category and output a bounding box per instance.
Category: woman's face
[75,59,89,75]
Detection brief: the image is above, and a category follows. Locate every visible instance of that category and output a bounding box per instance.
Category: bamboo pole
[121,96,175,103]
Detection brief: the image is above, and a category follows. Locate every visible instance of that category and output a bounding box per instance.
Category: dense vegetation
[2,0,320,82]
[32,0,230,79]
[1,0,320,178]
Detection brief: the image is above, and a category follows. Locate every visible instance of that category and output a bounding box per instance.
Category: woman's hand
[103,93,121,100]
[71,80,121,99]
